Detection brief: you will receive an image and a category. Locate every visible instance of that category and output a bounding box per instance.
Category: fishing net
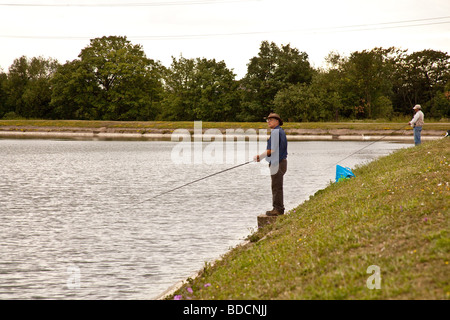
[335,165,355,183]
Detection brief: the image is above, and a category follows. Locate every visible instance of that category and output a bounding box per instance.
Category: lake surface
[0,138,412,299]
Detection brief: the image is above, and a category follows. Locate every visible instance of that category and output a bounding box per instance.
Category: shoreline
[158,138,449,300]
[0,126,445,141]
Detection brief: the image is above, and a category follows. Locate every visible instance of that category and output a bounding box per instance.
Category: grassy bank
[0,119,448,132]
[167,138,449,300]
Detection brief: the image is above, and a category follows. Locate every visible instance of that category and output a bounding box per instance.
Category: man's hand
[254,150,272,162]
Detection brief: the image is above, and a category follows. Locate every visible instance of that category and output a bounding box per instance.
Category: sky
[0,0,449,79]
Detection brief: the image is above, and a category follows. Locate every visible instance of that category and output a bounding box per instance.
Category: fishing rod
[133,160,254,206]
[330,123,411,168]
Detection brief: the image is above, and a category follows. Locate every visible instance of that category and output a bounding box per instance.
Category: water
[0,138,411,299]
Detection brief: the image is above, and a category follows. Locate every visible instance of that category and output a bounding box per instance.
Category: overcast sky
[1,0,449,79]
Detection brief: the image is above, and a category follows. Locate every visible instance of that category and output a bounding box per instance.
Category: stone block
[257,215,278,228]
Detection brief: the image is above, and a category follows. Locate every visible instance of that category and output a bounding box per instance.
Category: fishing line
[329,123,410,169]
[126,159,254,209]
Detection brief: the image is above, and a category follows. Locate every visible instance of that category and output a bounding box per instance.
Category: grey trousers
[270,159,287,213]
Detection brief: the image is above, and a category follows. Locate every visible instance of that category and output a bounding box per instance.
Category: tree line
[0,36,449,122]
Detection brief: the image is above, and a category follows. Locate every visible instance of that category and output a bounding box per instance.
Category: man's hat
[413,104,421,110]
[265,113,283,126]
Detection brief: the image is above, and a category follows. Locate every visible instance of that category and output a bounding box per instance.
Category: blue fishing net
[335,165,355,182]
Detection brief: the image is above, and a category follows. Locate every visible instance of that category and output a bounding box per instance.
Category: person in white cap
[409,104,424,145]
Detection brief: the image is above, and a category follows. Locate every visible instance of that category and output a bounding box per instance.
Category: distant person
[409,104,425,146]
[254,113,288,216]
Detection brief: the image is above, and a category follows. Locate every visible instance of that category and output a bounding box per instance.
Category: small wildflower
[204,283,211,288]
[174,295,182,300]
[424,217,428,222]
[187,287,193,294]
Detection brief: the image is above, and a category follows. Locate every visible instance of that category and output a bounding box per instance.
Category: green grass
[0,119,448,132]
[167,138,449,300]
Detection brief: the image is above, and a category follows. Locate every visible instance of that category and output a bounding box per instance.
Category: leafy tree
[394,49,450,117]
[239,41,313,121]
[274,83,318,122]
[274,71,345,122]
[309,68,347,121]
[3,56,59,118]
[51,59,96,119]
[373,95,394,119]
[3,56,28,117]
[160,56,197,120]
[161,56,239,121]
[192,58,240,121]
[0,69,8,117]
[332,48,399,119]
[51,36,164,120]
[426,91,450,118]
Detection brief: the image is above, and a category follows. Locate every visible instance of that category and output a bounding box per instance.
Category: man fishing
[254,113,288,216]
[409,104,425,146]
